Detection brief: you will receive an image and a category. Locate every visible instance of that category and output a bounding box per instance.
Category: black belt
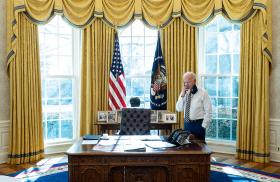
[188,119,203,122]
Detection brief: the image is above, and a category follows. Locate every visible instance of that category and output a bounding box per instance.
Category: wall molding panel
[0,120,10,164]
[270,118,280,162]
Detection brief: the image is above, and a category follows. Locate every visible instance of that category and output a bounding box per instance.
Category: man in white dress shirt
[176,72,212,141]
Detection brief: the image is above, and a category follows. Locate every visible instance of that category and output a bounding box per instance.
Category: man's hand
[180,85,187,97]
[187,134,195,141]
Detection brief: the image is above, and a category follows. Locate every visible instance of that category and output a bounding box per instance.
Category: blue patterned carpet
[8,162,280,182]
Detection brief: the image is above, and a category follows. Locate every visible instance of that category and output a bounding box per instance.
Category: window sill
[206,139,236,154]
[44,140,75,154]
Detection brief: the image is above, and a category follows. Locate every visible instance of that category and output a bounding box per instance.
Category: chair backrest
[119,108,151,135]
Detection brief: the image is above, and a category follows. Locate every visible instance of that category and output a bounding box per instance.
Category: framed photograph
[157,110,167,122]
[117,110,122,123]
[97,111,108,122]
[107,111,117,123]
[150,110,158,123]
[162,113,177,123]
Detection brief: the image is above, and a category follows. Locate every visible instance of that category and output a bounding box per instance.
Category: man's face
[183,75,195,90]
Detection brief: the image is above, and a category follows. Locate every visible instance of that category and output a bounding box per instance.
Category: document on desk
[124,141,146,152]
[82,140,99,145]
[92,140,118,152]
[144,141,176,149]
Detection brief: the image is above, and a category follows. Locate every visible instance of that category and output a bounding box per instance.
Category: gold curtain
[237,7,271,163]
[161,18,197,129]
[8,13,44,164]
[80,19,115,135]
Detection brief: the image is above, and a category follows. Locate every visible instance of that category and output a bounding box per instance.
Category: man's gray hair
[183,72,196,80]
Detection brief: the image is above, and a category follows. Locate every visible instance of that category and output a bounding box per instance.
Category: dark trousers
[184,119,205,141]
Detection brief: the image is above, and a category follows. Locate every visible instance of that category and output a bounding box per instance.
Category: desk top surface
[95,122,176,125]
[66,135,211,156]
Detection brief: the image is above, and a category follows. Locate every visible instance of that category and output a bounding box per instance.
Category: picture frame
[97,111,108,122]
[162,113,177,123]
[157,110,168,122]
[107,111,117,123]
[117,110,122,123]
[150,110,158,123]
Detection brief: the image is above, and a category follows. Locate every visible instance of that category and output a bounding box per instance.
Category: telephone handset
[166,129,191,146]
[190,85,198,94]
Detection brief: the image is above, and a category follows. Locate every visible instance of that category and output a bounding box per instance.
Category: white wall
[0,0,280,162]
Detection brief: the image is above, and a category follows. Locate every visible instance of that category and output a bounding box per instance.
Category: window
[118,20,158,108]
[39,16,81,143]
[198,15,240,141]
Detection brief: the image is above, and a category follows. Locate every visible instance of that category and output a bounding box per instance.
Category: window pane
[58,56,73,75]
[218,33,231,54]
[132,37,144,56]
[218,119,230,140]
[218,17,232,32]
[145,26,157,36]
[130,57,145,76]
[47,120,59,139]
[145,37,157,56]
[45,56,59,75]
[232,120,237,140]
[211,98,218,118]
[119,37,131,56]
[206,21,217,32]
[132,20,144,36]
[233,54,240,74]
[60,79,72,98]
[218,77,231,97]
[231,31,240,53]
[232,77,239,97]
[206,33,217,54]
[219,55,231,74]
[232,98,238,108]
[47,80,59,98]
[206,119,217,138]
[144,57,154,76]
[119,26,131,37]
[58,35,72,56]
[125,78,132,96]
[232,109,237,119]
[218,106,231,118]
[204,77,217,96]
[131,78,144,96]
[205,55,217,74]
[61,120,73,139]
[234,24,240,31]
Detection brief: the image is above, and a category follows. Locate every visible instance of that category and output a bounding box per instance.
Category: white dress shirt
[176,87,212,129]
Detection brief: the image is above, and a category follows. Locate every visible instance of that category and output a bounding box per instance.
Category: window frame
[39,16,81,145]
[197,16,240,143]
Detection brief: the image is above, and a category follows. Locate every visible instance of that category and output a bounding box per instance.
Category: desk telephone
[166,129,191,146]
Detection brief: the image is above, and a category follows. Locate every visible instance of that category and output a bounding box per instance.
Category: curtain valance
[12,0,268,26]
[6,0,271,68]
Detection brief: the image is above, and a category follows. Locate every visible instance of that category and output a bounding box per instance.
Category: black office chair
[119,108,151,135]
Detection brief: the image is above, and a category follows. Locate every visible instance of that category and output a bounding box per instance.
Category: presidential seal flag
[109,33,126,110]
[150,34,167,110]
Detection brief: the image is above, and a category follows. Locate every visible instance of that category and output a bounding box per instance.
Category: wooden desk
[95,122,176,135]
[66,136,211,182]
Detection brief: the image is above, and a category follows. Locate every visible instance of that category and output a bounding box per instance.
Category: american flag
[109,33,126,110]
